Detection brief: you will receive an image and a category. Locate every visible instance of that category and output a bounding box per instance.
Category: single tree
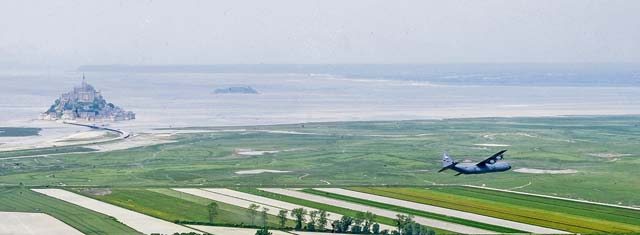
[261,207,269,227]
[354,211,365,228]
[248,203,260,225]
[290,208,307,230]
[419,225,428,235]
[339,215,353,233]
[372,223,380,234]
[426,228,435,235]
[255,227,272,235]
[401,222,423,235]
[207,202,219,223]
[352,225,363,233]
[277,209,288,228]
[331,220,339,232]
[306,221,316,231]
[363,211,376,233]
[401,222,411,235]
[395,214,414,234]
[307,210,319,231]
[318,210,329,230]
[394,214,404,232]
[410,222,420,235]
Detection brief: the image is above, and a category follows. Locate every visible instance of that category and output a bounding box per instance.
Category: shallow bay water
[2,71,640,128]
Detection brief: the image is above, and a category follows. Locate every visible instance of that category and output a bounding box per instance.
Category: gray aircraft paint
[439,150,511,175]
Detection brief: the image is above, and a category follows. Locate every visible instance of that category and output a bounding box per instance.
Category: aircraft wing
[476,150,507,166]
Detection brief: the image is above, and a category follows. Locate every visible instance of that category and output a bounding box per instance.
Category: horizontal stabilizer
[439,151,458,173]
[438,166,451,173]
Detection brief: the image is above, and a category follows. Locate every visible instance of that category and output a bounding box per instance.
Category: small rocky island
[40,75,135,121]
[213,86,258,94]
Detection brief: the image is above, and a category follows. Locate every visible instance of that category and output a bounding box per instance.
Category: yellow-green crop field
[349,186,640,234]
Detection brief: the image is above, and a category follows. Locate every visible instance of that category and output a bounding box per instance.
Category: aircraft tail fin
[438,151,457,172]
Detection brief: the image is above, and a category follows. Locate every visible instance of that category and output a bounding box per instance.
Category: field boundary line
[463,185,640,211]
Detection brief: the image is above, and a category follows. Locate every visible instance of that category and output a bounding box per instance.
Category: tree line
[247,203,435,235]
[202,201,436,235]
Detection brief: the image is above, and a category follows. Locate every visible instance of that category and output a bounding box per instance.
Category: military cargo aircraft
[438,150,511,176]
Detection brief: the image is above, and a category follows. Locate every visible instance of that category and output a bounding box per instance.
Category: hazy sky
[1,0,639,66]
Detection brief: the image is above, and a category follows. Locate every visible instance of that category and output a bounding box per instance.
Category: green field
[1,116,639,207]
[348,186,640,234]
[0,146,96,159]
[0,127,41,137]
[239,188,401,229]
[299,188,522,233]
[0,187,139,235]
[77,188,288,227]
[237,187,455,234]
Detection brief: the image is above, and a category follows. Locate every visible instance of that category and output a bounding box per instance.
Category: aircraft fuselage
[451,162,511,174]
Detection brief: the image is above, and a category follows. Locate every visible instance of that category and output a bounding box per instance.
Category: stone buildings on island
[40,75,135,121]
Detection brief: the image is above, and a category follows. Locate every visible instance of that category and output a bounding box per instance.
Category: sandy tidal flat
[4,72,640,153]
[0,212,83,235]
[4,72,640,130]
[57,130,108,141]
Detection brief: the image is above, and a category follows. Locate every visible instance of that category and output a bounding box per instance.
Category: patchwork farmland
[2,116,640,234]
[32,189,197,235]
[345,187,640,234]
[256,188,498,234]
[1,185,637,234]
[310,188,568,234]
